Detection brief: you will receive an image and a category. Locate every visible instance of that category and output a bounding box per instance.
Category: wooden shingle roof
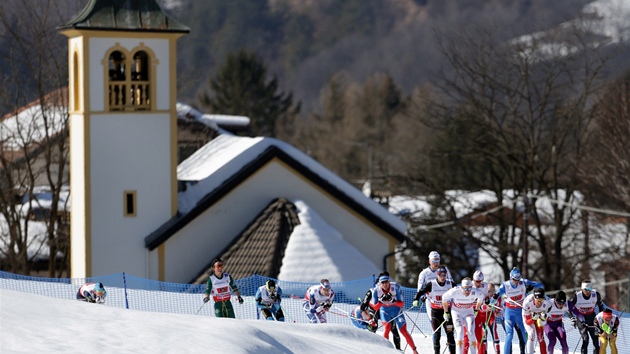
[192,198,300,284]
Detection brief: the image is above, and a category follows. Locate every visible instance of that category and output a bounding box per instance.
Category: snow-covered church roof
[146,132,406,249]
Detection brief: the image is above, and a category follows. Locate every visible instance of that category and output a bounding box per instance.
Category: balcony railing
[108,81,150,111]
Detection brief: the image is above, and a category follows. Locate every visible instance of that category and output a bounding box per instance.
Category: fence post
[254,273,260,320]
[123,272,129,309]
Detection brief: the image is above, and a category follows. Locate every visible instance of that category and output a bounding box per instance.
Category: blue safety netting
[1,270,627,352]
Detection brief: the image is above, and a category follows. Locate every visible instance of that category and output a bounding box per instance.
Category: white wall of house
[156,159,392,283]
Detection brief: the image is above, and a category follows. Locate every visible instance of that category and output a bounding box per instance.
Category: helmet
[555,291,566,304]
[94,282,105,296]
[533,288,545,299]
[266,279,276,292]
[473,270,484,281]
[510,268,522,281]
[461,278,473,289]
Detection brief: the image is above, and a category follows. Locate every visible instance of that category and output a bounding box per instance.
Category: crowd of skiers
[196,255,622,354]
[412,251,621,354]
[79,255,622,354]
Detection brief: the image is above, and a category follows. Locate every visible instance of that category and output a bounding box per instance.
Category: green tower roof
[58,0,189,33]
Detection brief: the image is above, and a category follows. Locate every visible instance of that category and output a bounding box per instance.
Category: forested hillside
[166,0,592,113]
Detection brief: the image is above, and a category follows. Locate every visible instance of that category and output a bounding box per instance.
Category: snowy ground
[0,290,578,353]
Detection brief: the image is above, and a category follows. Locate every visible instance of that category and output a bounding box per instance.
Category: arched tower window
[108,50,126,81]
[108,50,127,110]
[131,51,150,109]
[104,46,153,112]
[73,51,80,112]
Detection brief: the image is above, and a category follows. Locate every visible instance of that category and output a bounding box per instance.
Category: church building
[58,0,406,283]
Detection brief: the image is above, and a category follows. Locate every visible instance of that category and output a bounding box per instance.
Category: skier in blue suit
[255,280,284,321]
[494,267,543,354]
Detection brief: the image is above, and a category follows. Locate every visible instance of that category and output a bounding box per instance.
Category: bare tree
[411,21,612,288]
[0,0,75,276]
[291,72,409,193]
[582,71,630,253]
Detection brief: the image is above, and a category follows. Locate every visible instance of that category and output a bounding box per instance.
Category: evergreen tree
[198,49,300,137]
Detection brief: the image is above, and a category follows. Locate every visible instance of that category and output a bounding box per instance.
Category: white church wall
[69,37,83,112]
[89,113,173,277]
[161,160,390,282]
[69,113,87,277]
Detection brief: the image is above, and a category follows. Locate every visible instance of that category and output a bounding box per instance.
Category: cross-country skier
[545,290,570,354]
[494,267,544,354]
[202,258,244,318]
[372,274,418,354]
[351,304,378,332]
[303,279,335,323]
[76,282,106,304]
[594,308,620,354]
[255,279,284,321]
[418,251,454,322]
[360,271,401,347]
[521,288,552,354]
[484,283,503,354]
[442,277,483,354]
[413,265,455,354]
[463,270,489,354]
[568,280,607,354]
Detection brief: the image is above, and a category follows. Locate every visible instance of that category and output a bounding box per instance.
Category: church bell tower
[58,0,189,279]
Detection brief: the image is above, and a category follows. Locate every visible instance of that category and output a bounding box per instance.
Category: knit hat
[510,268,522,281]
[533,288,545,299]
[428,251,440,261]
[555,291,566,304]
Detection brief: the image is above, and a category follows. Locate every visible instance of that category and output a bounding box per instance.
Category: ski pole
[433,319,447,334]
[572,335,581,354]
[442,344,449,354]
[280,305,296,323]
[503,296,523,308]
[404,311,427,337]
[332,305,350,314]
[402,302,427,354]
[195,301,207,315]
[404,302,424,353]
[328,310,374,323]
[378,305,414,329]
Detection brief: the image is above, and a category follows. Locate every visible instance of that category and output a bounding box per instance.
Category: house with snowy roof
[58,0,406,283]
